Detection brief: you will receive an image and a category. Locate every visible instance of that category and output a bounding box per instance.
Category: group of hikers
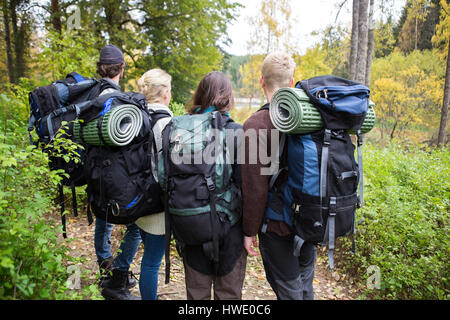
[91,44,316,301]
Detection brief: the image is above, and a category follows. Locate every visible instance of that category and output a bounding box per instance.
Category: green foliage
[169,101,187,117]
[292,25,349,81]
[223,55,249,93]
[371,50,444,140]
[36,30,99,84]
[128,0,240,103]
[397,0,442,53]
[336,143,450,299]
[0,92,101,300]
[294,45,333,80]
[374,19,397,58]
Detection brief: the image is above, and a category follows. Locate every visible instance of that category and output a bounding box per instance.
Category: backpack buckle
[108,201,120,216]
[316,89,328,100]
[205,176,216,192]
[356,129,363,146]
[291,202,301,214]
[329,197,337,216]
[323,129,331,146]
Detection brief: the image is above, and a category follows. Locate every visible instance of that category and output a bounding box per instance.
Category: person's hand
[244,236,259,256]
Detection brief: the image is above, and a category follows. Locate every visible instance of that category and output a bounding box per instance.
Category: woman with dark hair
[189,71,235,115]
[179,71,247,300]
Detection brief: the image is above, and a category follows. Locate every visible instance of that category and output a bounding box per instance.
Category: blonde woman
[135,68,173,300]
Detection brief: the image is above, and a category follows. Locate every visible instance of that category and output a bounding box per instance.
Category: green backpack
[158,111,241,283]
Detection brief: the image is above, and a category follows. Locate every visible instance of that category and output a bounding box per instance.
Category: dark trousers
[183,251,247,300]
[259,231,317,300]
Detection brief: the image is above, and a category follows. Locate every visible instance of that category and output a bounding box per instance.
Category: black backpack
[264,75,370,269]
[28,72,116,145]
[28,73,117,237]
[82,92,167,225]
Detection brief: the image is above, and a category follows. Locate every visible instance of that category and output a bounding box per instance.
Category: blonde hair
[261,52,296,91]
[137,68,172,104]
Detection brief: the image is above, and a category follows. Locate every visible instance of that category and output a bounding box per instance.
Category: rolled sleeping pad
[73,104,143,146]
[269,87,376,134]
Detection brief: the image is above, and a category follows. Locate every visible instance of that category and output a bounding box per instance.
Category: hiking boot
[98,258,137,289]
[100,270,137,289]
[101,269,140,300]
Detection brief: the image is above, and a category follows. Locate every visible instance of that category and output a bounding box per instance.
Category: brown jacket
[241,105,291,237]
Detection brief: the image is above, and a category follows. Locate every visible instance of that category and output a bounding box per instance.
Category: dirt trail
[61,214,363,300]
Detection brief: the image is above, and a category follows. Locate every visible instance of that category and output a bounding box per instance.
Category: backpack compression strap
[162,124,172,284]
[320,129,334,269]
[321,129,361,268]
[67,72,85,83]
[205,175,220,275]
[204,112,230,275]
[356,130,364,207]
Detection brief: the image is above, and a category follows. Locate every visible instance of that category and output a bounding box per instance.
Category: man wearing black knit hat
[97,44,125,83]
[93,44,141,300]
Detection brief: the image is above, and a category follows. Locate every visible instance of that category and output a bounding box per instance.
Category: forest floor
[58,213,365,300]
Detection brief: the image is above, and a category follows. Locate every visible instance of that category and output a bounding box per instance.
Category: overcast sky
[224,0,406,56]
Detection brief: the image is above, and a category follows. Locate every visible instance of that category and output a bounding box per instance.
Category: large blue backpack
[264,75,370,269]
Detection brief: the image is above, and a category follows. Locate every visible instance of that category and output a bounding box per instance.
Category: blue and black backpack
[28,72,117,237]
[263,75,370,269]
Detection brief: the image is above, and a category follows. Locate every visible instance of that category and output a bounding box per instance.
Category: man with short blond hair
[261,51,296,92]
[241,52,317,300]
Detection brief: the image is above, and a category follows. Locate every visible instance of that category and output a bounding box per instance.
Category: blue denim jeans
[138,229,165,300]
[94,217,142,271]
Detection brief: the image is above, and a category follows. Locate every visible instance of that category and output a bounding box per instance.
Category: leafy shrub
[0,93,100,299]
[169,101,187,116]
[335,142,449,299]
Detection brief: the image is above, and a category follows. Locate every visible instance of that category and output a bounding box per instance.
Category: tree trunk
[2,0,15,83]
[365,0,375,87]
[349,0,359,80]
[51,0,62,33]
[390,120,398,140]
[437,34,450,146]
[355,0,369,84]
[10,0,28,80]
[415,17,418,51]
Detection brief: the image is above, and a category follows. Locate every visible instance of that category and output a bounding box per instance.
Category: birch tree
[356,0,369,83]
[365,0,375,86]
[349,0,360,80]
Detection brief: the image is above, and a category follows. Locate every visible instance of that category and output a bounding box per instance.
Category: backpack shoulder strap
[269,132,287,190]
[258,103,270,112]
[149,109,171,127]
